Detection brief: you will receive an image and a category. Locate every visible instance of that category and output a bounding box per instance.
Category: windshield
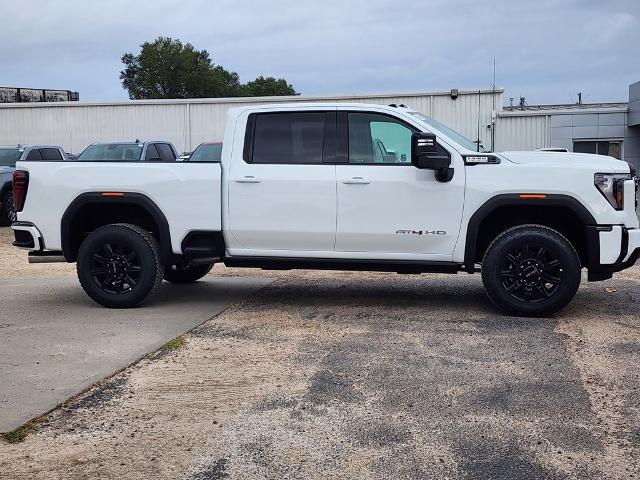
[0,148,21,167]
[408,111,486,152]
[77,143,143,161]
[188,143,222,162]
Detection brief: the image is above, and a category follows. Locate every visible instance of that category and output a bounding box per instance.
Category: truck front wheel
[77,223,163,308]
[164,263,214,284]
[481,225,581,317]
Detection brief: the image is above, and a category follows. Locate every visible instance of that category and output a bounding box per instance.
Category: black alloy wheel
[89,241,142,294]
[482,224,581,317]
[499,244,563,303]
[77,223,163,308]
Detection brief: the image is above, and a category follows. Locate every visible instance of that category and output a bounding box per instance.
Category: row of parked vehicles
[0,141,222,225]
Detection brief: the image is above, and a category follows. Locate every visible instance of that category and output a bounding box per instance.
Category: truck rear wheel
[164,263,214,284]
[77,223,163,308]
[481,224,581,317]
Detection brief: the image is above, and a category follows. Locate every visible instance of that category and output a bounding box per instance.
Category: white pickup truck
[11,103,640,316]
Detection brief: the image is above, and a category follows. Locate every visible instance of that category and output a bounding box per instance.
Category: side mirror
[411,132,454,182]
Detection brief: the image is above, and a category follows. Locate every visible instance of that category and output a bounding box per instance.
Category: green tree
[120,37,298,99]
[242,76,298,97]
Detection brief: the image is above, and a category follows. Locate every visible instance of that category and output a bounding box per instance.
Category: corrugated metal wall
[494,114,551,151]
[0,90,504,154]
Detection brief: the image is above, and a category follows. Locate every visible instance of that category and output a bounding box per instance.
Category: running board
[224,256,462,274]
[28,251,66,263]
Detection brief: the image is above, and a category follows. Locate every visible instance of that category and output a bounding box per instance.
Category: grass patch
[2,425,32,444]
[161,336,186,353]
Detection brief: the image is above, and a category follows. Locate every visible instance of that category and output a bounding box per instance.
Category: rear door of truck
[226,109,337,254]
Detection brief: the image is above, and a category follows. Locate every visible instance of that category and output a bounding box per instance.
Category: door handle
[234,176,261,183]
[342,177,371,185]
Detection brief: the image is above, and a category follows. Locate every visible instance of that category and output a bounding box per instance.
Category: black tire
[77,223,163,308]
[164,262,214,284]
[0,191,16,226]
[481,224,581,317]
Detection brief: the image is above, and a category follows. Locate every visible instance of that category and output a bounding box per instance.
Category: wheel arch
[464,194,596,273]
[61,192,172,264]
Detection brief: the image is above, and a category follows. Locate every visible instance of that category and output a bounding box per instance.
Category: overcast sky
[1,0,638,105]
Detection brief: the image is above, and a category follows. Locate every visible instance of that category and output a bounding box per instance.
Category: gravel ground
[1,226,639,479]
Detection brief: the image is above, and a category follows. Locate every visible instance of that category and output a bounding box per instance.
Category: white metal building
[0,89,501,154]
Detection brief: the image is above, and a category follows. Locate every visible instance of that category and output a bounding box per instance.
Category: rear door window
[40,148,64,161]
[250,112,326,164]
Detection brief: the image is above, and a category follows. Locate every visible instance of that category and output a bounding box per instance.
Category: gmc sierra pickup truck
[11,103,640,316]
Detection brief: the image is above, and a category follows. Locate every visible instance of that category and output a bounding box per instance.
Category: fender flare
[463,193,597,273]
[61,192,172,263]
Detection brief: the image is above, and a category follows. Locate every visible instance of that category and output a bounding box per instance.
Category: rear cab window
[40,148,64,161]
[26,149,43,161]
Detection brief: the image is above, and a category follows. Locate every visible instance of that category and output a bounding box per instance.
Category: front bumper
[587,226,640,281]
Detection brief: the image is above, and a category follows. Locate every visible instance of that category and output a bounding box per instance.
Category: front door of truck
[335,110,465,260]
[227,110,337,254]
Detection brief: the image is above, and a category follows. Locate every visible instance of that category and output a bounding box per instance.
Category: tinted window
[145,144,161,161]
[26,149,43,161]
[252,112,325,164]
[0,148,21,166]
[41,148,63,161]
[156,143,175,162]
[573,140,622,160]
[189,143,222,162]
[348,113,413,164]
[77,143,143,161]
[573,141,596,155]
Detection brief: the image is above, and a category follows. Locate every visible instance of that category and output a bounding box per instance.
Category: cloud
[0,0,638,104]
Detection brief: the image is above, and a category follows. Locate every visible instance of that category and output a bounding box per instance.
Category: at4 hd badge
[396,229,446,235]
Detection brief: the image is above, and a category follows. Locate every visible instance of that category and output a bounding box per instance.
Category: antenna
[476,89,481,152]
[491,58,496,152]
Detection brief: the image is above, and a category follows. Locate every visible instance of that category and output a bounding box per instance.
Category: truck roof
[227,102,411,115]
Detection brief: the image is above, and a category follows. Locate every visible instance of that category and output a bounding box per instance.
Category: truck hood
[499,151,630,172]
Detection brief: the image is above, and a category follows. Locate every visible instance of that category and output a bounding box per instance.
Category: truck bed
[16,161,222,254]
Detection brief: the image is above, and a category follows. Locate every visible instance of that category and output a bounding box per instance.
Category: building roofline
[0,88,504,109]
[500,102,628,116]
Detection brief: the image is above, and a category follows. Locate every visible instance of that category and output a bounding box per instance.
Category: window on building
[573,140,622,160]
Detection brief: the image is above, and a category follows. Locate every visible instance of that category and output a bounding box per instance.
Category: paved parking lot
[1,227,639,479]
[0,275,271,432]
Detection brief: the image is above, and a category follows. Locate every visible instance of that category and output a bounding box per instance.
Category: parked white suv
[11,104,640,316]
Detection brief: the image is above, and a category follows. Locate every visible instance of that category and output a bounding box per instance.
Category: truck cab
[11,103,640,316]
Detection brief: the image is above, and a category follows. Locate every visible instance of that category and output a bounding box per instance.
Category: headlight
[594,173,632,210]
